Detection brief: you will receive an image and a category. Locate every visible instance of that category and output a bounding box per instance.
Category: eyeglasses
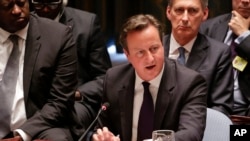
[31,0,62,10]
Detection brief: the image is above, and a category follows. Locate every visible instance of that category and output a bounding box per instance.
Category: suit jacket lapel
[163,34,209,70]
[213,16,230,42]
[154,59,175,129]
[163,34,171,57]
[23,15,41,103]
[186,33,208,70]
[59,8,74,30]
[119,71,135,141]
[117,62,176,137]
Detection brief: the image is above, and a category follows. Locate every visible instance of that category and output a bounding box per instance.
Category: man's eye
[188,8,198,15]
[16,1,25,7]
[175,8,184,14]
[150,47,158,53]
[136,50,144,58]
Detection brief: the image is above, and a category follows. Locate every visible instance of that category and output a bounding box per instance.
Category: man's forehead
[0,0,27,5]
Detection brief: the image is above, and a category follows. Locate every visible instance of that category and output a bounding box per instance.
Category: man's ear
[202,7,209,21]
[166,6,172,20]
[123,49,129,57]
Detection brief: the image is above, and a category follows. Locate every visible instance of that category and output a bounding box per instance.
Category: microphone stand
[78,103,109,141]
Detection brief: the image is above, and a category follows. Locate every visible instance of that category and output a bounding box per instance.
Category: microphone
[78,102,110,141]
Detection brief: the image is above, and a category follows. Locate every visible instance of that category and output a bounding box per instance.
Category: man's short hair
[119,14,164,52]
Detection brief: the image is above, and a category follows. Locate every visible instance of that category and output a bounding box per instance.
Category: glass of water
[152,130,175,141]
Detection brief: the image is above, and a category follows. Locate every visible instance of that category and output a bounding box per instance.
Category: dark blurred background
[29,0,232,53]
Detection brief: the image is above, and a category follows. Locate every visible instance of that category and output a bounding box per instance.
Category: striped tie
[177,47,186,65]
[0,35,20,138]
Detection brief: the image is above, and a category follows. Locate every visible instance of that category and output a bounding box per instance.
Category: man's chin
[238,10,250,19]
[37,13,57,20]
[8,22,28,33]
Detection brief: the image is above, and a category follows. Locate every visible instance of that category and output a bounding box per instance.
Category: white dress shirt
[224,29,250,114]
[0,24,31,141]
[131,64,164,141]
[168,34,196,61]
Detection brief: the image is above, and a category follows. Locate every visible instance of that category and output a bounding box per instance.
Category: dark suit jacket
[59,7,112,122]
[200,13,250,116]
[163,33,234,116]
[19,14,78,137]
[60,7,111,84]
[100,59,207,141]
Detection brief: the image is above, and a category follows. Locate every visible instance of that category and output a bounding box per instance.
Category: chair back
[202,108,232,141]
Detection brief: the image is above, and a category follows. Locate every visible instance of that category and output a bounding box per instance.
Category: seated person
[90,14,208,141]
[163,0,233,116]
[200,0,250,117]
[30,0,112,136]
[0,0,77,140]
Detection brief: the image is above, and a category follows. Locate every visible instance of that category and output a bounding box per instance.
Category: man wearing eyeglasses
[30,0,112,139]
[31,0,63,20]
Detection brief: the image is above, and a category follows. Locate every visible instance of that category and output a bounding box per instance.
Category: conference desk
[230,115,250,125]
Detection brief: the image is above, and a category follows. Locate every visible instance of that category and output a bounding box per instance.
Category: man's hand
[229,10,250,36]
[92,127,120,141]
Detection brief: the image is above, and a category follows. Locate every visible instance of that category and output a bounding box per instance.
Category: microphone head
[101,102,110,111]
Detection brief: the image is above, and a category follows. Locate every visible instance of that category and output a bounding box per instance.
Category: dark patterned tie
[0,35,20,138]
[137,82,154,141]
[230,33,237,59]
[177,47,186,65]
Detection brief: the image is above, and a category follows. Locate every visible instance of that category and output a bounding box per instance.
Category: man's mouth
[15,17,25,23]
[179,25,189,29]
[239,7,250,11]
[146,65,156,70]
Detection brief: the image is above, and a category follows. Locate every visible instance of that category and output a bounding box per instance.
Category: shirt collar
[54,7,65,22]
[0,23,29,43]
[169,33,197,54]
[54,12,62,22]
[135,64,165,89]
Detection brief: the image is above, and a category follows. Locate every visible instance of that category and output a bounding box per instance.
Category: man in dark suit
[0,0,77,140]
[163,0,234,116]
[91,14,207,141]
[30,0,112,133]
[200,0,250,116]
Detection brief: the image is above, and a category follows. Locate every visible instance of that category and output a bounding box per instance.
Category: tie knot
[142,81,150,89]
[9,34,19,45]
[232,33,237,40]
[178,47,185,54]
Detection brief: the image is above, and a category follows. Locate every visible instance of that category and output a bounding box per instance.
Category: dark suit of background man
[91,14,207,141]
[0,0,77,141]
[200,0,250,116]
[163,0,234,116]
[31,0,112,136]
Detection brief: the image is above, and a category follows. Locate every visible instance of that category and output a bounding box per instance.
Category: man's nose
[12,4,22,15]
[42,5,51,12]
[145,51,154,62]
[181,10,189,21]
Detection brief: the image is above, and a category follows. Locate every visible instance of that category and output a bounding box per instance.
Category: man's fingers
[232,10,242,18]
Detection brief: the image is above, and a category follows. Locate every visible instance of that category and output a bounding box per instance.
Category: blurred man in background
[200,0,250,116]
[31,0,112,137]
[164,0,234,116]
[0,0,77,140]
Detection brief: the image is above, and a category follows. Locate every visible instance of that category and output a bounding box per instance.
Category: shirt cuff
[14,129,32,141]
[235,30,250,44]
